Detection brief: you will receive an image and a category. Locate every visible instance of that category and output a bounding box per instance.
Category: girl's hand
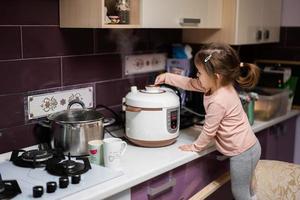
[179,144,195,152]
[154,73,168,85]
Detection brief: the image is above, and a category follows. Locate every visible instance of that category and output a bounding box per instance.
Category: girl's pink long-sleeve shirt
[165,73,257,156]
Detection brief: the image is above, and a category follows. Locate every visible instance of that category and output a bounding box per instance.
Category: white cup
[103,138,127,170]
[88,140,103,165]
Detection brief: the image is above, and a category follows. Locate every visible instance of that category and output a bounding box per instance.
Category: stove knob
[46,181,57,193]
[59,177,69,189]
[33,185,44,198]
[71,174,81,184]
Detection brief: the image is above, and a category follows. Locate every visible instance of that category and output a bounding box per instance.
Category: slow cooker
[123,85,180,147]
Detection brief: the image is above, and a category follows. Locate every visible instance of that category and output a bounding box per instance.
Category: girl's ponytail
[236,62,260,89]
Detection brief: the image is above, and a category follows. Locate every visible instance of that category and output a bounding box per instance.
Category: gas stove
[0,145,123,199]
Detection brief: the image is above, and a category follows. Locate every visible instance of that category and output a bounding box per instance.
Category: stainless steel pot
[47,100,114,156]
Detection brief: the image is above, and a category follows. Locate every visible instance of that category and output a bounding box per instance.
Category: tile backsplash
[0,0,181,153]
[27,87,93,120]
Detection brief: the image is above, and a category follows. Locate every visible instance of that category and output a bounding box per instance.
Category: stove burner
[0,174,21,200]
[10,144,64,168]
[46,154,91,176]
[21,149,53,162]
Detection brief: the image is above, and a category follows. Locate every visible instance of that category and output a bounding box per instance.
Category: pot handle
[103,118,116,127]
[67,99,86,109]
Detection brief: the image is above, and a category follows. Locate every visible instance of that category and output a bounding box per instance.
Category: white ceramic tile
[27,87,93,120]
[124,53,167,75]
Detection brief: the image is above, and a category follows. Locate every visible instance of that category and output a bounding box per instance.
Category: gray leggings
[230,141,261,200]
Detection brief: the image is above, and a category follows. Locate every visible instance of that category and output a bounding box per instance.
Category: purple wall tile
[96,76,149,106]
[0,0,59,25]
[285,27,300,47]
[62,54,122,85]
[0,58,61,95]
[0,27,21,60]
[95,29,149,53]
[0,124,37,153]
[0,94,25,129]
[149,29,182,51]
[23,27,94,58]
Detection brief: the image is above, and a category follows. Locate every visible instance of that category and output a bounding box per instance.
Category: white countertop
[1,110,299,200]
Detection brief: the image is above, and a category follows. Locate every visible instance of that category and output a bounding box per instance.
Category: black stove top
[46,154,91,176]
[10,144,91,177]
[0,174,21,200]
[9,144,64,169]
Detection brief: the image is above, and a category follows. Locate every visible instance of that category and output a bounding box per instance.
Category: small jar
[116,0,130,24]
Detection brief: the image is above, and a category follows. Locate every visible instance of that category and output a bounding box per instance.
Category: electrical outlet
[124,53,167,75]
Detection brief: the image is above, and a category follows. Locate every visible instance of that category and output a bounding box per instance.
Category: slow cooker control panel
[167,108,179,133]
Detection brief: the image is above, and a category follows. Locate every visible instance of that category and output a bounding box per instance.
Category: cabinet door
[276,117,296,162]
[141,0,222,28]
[266,117,297,162]
[235,0,263,44]
[261,0,282,43]
[182,0,282,44]
[131,151,229,200]
[256,129,269,160]
[266,125,280,160]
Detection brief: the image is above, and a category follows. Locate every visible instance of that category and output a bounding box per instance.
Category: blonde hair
[194,43,260,89]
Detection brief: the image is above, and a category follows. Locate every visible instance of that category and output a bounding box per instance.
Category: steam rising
[109,29,142,86]
[109,29,138,55]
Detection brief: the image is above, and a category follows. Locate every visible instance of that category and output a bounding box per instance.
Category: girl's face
[196,64,218,94]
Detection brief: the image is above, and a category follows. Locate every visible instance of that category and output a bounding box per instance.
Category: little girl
[155,43,261,200]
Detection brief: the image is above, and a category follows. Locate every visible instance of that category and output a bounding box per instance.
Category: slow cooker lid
[125,86,180,108]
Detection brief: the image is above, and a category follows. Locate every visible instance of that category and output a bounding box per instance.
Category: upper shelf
[59,0,140,28]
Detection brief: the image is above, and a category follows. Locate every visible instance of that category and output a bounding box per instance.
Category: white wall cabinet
[141,0,223,29]
[183,0,282,45]
[60,0,141,28]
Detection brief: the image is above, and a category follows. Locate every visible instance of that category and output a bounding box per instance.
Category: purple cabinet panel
[256,129,269,159]
[131,151,230,200]
[205,181,233,200]
[276,117,296,162]
[265,117,297,162]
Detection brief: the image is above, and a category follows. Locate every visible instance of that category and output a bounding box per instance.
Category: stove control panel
[167,108,179,133]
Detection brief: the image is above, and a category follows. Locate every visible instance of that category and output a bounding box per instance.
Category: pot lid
[48,108,103,124]
[125,86,180,108]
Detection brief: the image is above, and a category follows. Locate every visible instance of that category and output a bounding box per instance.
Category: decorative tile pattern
[27,87,93,120]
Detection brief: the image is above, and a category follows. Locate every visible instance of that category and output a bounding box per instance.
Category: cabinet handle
[179,18,201,26]
[256,30,262,41]
[264,30,270,40]
[147,178,176,199]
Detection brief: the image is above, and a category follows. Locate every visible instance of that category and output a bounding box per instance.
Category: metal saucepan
[47,100,114,156]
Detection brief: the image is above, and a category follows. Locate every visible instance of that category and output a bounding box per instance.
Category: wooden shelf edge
[189,171,231,200]
[102,24,141,28]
